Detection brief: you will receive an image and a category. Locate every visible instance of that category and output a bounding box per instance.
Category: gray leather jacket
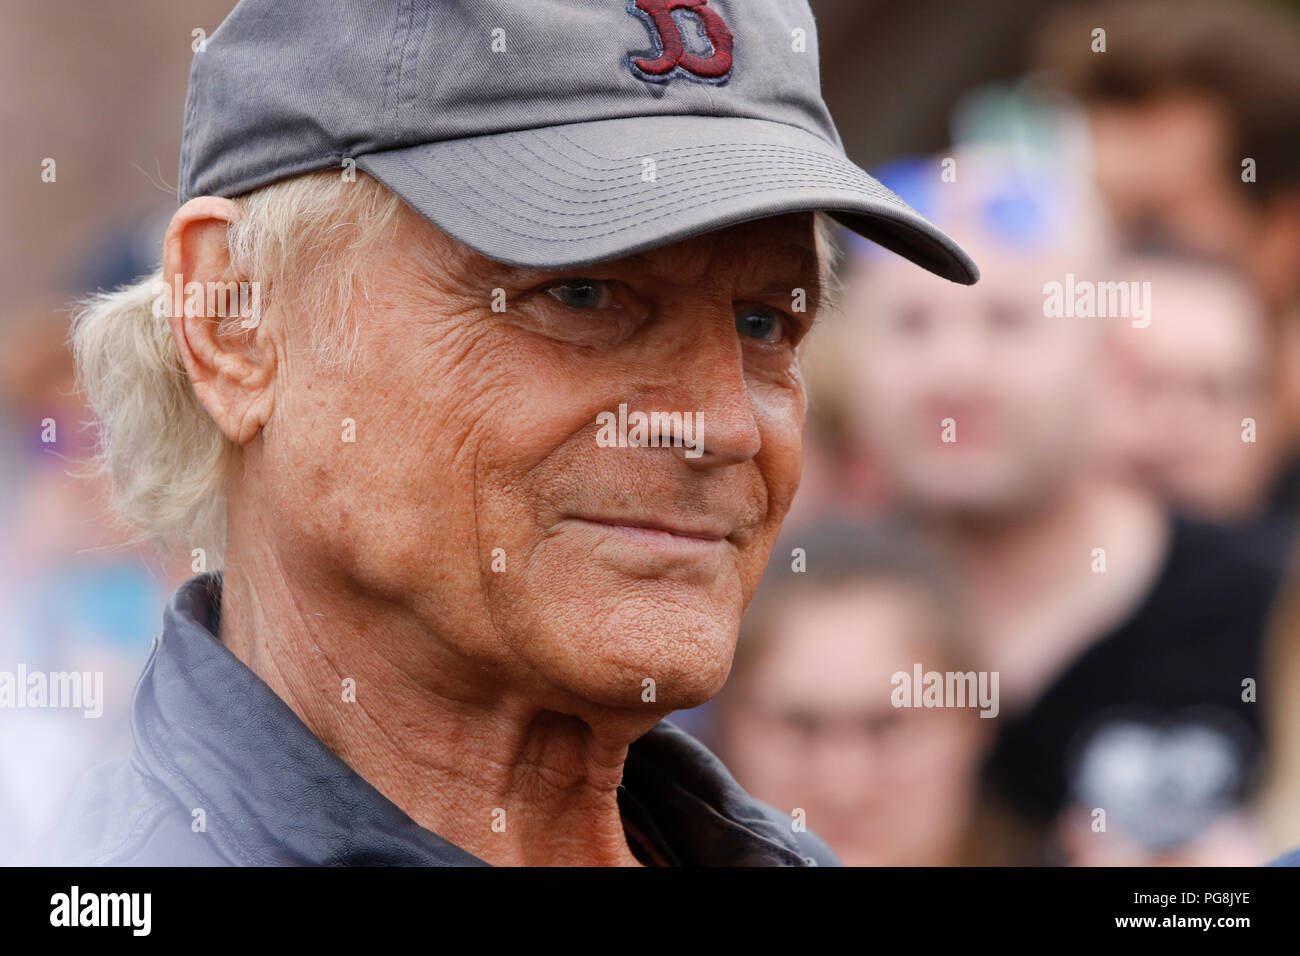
[21,573,838,867]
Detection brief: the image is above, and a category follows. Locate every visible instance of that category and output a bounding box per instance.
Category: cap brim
[356,114,978,284]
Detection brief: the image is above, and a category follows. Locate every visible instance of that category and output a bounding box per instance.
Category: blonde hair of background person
[1258,541,1300,855]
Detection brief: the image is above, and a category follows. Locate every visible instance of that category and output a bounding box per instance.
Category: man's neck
[933,480,1101,585]
[216,521,655,866]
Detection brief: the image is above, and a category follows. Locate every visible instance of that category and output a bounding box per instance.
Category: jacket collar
[132,572,812,866]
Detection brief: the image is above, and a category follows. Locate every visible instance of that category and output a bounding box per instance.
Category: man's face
[1102,262,1273,519]
[846,248,1101,516]
[253,206,821,714]
[720,583,987,866]
[1086,92,1256,265]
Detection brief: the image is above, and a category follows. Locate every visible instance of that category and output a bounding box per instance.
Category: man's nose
[658,315,764,467]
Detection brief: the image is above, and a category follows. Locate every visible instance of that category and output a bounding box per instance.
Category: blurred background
[3,0,1300,866]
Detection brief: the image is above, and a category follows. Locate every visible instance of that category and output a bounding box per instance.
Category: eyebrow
[747,262,824,299]
[756,246,829,317]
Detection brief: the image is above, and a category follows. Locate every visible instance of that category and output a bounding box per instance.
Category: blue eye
[736,306,784,343]
[546,280,609,309]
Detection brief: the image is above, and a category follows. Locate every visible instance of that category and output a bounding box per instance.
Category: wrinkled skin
[165,191,824,866]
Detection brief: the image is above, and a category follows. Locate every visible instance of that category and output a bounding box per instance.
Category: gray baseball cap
[180,0,978,283]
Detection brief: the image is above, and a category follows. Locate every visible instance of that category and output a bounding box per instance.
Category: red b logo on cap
[626,0,734,84]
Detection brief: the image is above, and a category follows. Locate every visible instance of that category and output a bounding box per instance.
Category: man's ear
[163,196,276,446]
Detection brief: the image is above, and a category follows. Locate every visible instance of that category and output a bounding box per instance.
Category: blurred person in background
[1030,0,1300,868]
[709,520,993,866]
[1096,249,1287,526]
[836,147,1283,863]
[0,218,189,860]
[1033,0,1300,516]
[1258,551,1300,863]
[1056,707,1267,865]
[0,297,177,858]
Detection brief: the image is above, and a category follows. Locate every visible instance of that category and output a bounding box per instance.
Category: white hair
[71,173,842,570]
[70,171,403,568]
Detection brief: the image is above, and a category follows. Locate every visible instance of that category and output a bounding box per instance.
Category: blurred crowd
[692,0,1300,866]
[3,0,1300,865]
[0,213,190,855]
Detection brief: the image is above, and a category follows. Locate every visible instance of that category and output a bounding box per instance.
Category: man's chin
[533,599,740,712]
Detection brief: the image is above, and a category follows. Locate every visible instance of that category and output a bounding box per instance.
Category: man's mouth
[562,515,733,551]
[570,515,729,539]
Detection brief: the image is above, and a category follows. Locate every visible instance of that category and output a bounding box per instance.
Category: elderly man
[34,0,974,867]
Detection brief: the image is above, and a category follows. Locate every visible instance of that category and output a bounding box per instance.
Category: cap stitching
[397,150,864,227]
[382,147,925,242]
[456,136,869,200]
[381,0,414,145]
[443,139,870,213]
[513,130,891,190]
[548,125,899,202]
